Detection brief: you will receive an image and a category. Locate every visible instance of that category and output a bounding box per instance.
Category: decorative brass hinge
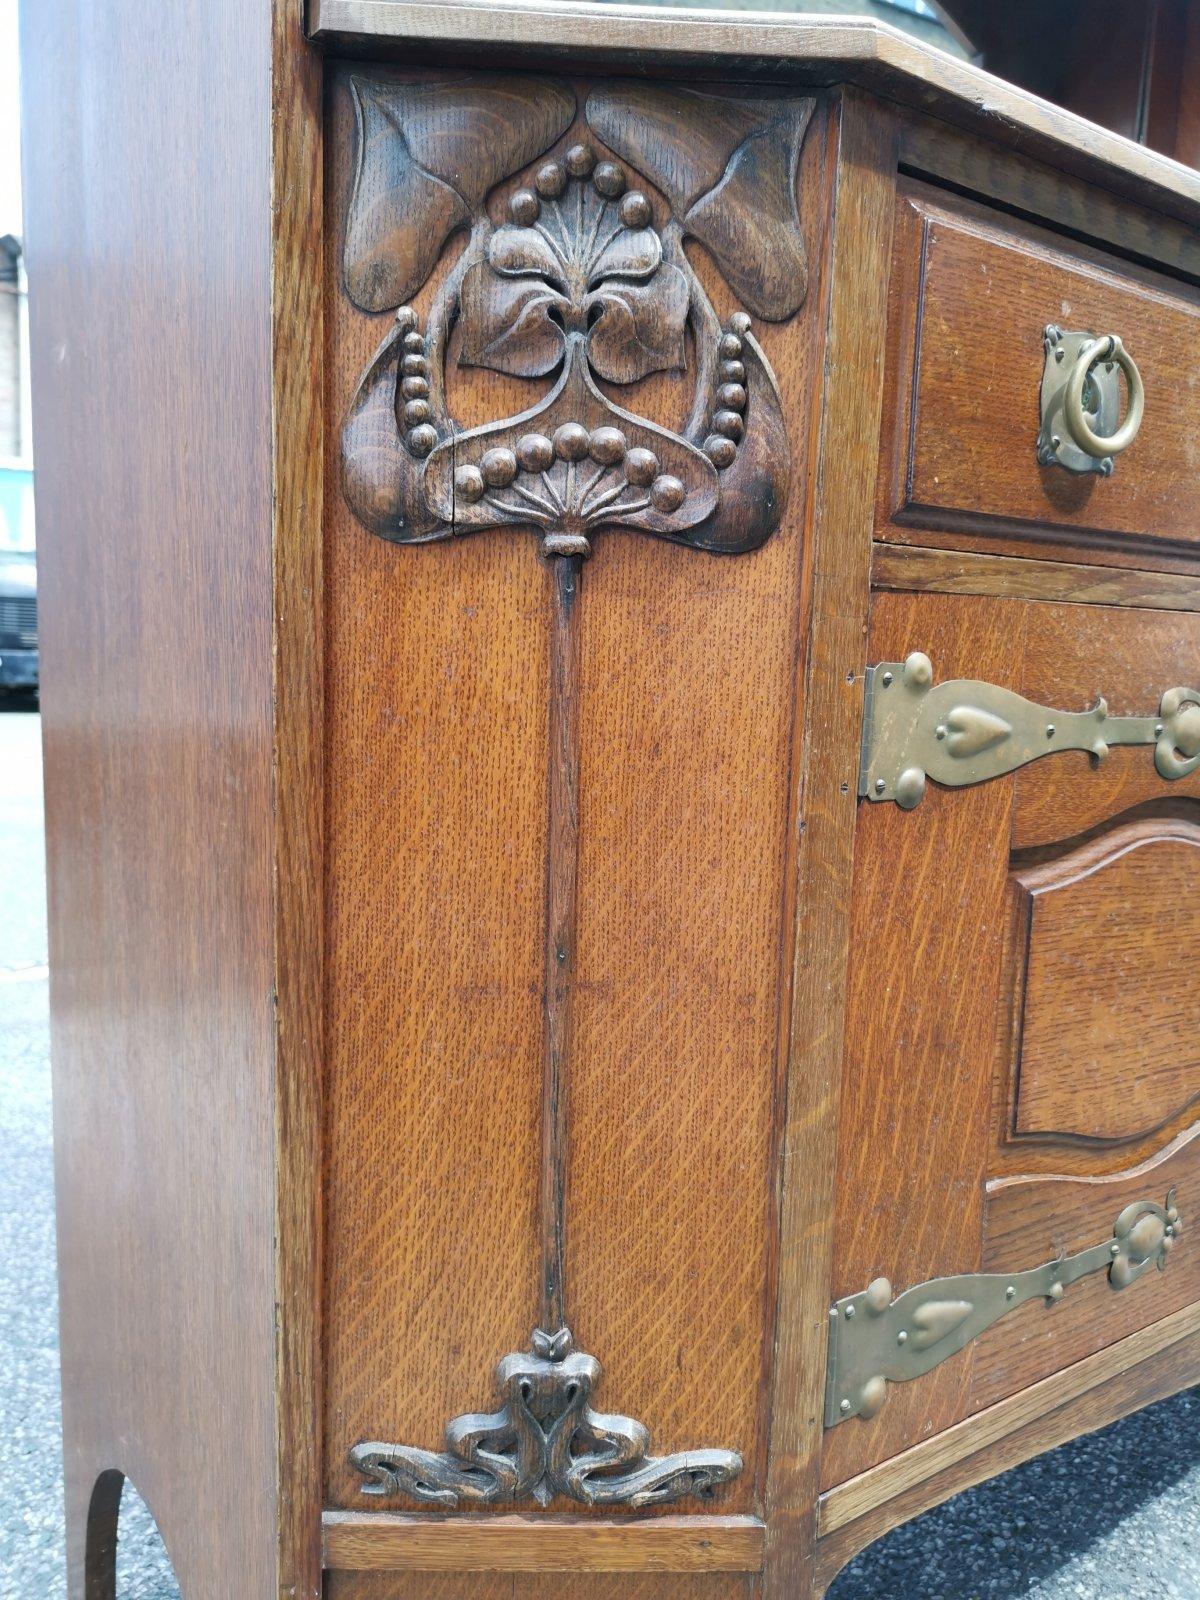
[859,653,1200,810]
[825,1191,1181,1428]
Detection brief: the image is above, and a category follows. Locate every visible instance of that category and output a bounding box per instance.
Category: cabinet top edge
[307,0,1200,228]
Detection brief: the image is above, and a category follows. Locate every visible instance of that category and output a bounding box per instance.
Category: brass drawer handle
[1063,333,1144,459]
[1038,325,1145,474]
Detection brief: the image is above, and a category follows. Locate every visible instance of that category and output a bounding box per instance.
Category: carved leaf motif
[587,266,689,386]
[459,262,566,378]
[585,83,814,321]
[489,224,567,283]
[344,74,576,312]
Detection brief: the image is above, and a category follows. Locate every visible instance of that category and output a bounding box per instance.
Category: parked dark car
[0,546,37,694]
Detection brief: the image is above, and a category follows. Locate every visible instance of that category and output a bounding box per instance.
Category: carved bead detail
[650,474,686,512]
[517,432,555,472]
[593,160,626,197]
[454,464,485,503]
[535,160,568,198]
[704,436,737,470]
[549,423,587,461]
[564,142,595,177]
[619,191,651,228]
[480,447,519,487]
[510,187,540,225]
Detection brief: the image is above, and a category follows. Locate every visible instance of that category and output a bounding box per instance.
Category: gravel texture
[2,701,1199,1599]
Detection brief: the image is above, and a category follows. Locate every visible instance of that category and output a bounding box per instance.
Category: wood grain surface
[321,67,830,1528]
[821,592,1019,1492]
[307,1,1200,237]
[881,190,1200,553]
[824,590,1200,1490]
[21,2,302,1595]
[1009,821,1200,1144]
[322,1513,765,1571]
[324,1573,754,1600]
[871,543,1200,611]
[760,94,898,1600]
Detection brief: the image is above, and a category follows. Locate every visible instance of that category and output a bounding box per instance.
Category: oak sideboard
[21,3,1200,1597]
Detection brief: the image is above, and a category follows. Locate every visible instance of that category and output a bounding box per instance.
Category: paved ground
[1,701,1199,1599]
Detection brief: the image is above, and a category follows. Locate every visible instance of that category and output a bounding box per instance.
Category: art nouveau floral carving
[341,72,814,558]
[351,1327,743,1509]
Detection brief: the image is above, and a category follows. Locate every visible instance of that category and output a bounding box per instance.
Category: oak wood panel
[814,1302,1200,1590]
[324,1574,755,1600]
[881,190,1200,553]
[821,592,1021,1491]
[321,1513,765,1572]
[1010,822,1200,1144]
[272,3,326,1595]
[871,542,1200,611]
[322,71,548,1507]
[20,2,306,1596]
[564,99,831,1518]
[761,95,898,1600]
[973,1124,1200,1410]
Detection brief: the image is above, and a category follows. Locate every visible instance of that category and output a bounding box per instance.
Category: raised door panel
[1009,821,1200,1145]
[824,590,1200,1491]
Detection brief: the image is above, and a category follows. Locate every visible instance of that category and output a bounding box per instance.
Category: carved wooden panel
[1009,820,1200,1145]
[324,65,822,1515]
[341,73,811,560]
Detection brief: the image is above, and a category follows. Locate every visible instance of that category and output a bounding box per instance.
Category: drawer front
[880,189,1200,554]
[823,590,1200,1491]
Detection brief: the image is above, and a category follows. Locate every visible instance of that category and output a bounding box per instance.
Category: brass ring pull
[1062,334,1144,459]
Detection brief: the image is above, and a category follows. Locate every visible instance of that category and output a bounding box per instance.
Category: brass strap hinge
[825,1190,1181,1428]
[858,653,1200,810]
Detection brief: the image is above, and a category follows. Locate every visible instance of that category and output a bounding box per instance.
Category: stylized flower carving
[460,147,689,386]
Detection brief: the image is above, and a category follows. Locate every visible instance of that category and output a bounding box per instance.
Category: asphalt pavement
[1,702,1198,1599]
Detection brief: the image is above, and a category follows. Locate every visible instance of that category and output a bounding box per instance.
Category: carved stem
[541,552,582,1330]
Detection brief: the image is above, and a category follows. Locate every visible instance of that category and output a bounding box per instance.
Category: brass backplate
[1037,324,1120,474]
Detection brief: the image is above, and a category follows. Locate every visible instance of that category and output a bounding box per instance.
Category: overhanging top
[307,1,1200,231]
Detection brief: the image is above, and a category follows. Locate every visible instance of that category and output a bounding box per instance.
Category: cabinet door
[822,592,1200,1490]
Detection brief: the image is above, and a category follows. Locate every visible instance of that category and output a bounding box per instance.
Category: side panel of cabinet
[823,590,1200,1490]
[320,63,832,1534]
